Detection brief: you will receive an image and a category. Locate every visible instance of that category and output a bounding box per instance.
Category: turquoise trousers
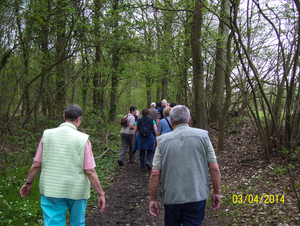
[41,195,87,226]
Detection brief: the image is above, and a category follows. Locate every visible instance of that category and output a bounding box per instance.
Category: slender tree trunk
[92,0,103,110]
[161,1,173,101]
[93,45,100,109]
[81,53,89,110]
[146,75,151,108]
[218,31,233,152]
[177,32,189,106]
[209,0,230,122]
[191,0,206,129]
[37,2,50,129]
[54,0,67,120]
[15,2,31,120]
[183,27,190,106]
[110,53,119,121]
[161,77,168,100]
[285,1,300,150]
[40,0,51,117]
[109,0,120,122]
[154,5,162,102]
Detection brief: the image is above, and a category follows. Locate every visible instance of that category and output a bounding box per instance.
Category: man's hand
[98,195,105,213]
[211,193,221,210]
[209,162,221,211]
[149,170,161,218]
[20,184,32,198]
[149,200,159,217]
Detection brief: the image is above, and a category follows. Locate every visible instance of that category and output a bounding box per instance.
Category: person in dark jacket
[132,108,157,170]
[156,99,168,126]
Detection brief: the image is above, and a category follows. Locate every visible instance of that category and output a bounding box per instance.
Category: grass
[0,112,122,225]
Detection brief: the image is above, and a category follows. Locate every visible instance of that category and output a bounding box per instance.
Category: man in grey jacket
[149,105,221,225]
[149,102,158,121]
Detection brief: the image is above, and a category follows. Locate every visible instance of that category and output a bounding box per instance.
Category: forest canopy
[0,0,299,160]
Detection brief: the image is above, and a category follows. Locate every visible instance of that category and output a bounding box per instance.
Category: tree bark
[191,0,206,129]
[53,0,67,120]
[109,0,120,122]
[209,0,230,122]
[15,2,31,120]
[92,0,103,110]
[218,31,233,152]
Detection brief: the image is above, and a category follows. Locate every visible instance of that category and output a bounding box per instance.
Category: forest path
[85,159,223,226]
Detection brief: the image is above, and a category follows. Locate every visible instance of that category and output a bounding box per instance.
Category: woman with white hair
[156,106,173,136]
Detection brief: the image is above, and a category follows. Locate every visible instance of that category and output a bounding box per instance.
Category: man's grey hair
[150,102,156,108]
[170,105,190,124]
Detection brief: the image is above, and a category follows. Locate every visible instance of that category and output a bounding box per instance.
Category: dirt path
[86,159,224,226]
[86,161,165,225]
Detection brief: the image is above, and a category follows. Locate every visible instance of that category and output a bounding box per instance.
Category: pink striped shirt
[34,137,96,170]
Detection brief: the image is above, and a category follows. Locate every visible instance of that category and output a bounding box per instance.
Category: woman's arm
[156,131,161,137]
[133,124,138,142]
[153,124,157,134]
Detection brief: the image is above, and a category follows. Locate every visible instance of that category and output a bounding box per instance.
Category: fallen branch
[95,131,114,159]
[3,199,11,208]
[95,148,110,159]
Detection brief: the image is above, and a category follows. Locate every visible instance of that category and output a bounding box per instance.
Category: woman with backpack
[132,108,157,170]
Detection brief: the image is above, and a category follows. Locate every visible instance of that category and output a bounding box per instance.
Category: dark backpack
[138,117,153,137]
[120,115,128,127]
[158,106,166,119]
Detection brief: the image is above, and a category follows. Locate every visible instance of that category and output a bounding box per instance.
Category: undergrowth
[206,117,300,225]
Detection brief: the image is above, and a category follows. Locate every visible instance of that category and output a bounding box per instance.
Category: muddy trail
[86,159,224,226]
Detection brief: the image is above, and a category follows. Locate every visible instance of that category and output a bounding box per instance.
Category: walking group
[118,99,174,170]
[118,100,221,225]
[20,102,221,226]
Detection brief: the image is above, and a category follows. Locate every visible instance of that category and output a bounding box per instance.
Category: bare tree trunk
[160,1,174,101]
[154,5,162,102]
[191,0,206,129]
[161,77,168,100]
[285,0,300,150]
[146,75,151,108]
[210,0,230,122]
[36,1,50,131]
[177,16,190,106]
[92,0,103,110]
[15,3,31,121]
[218,31,233,152]
[109,0,120,122]
[81,52,90,110]
[53,0,67,120]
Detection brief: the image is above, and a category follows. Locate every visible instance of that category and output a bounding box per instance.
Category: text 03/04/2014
[232,194,285,204]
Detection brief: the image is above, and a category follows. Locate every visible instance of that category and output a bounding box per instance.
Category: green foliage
[279,147,299,161]
[0,167,43,226]
[271,164,295,175]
